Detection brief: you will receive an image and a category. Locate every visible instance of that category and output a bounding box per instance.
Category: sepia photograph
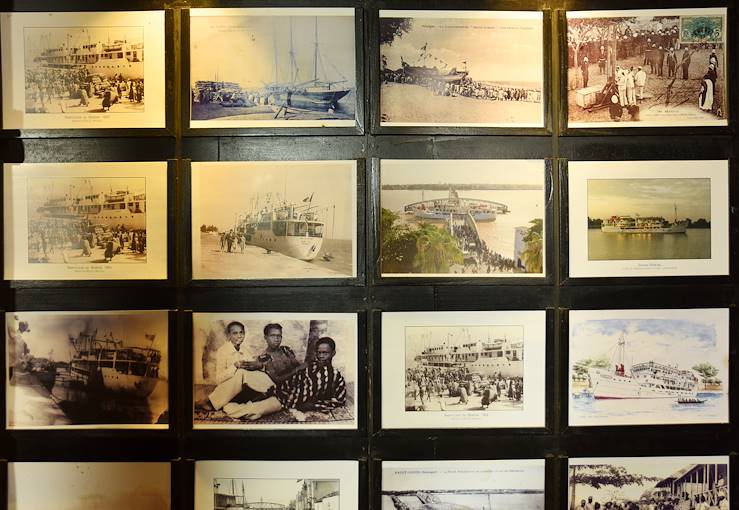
[190,8,356,129]
[568,160,729,278]
[382,459,545,510]
[1,11,166,129]
[4,162,168,280]
[193,313,357,429]
[380,10,544,127]
[8,461,171,510]
[380,159,545,278]
[195,460,358,510]
[6,311,169,429]
[568,456,730,510]
[191,160,357,280]
[567,8,728,128]
[382,311,546,429]
[569,308,729,427]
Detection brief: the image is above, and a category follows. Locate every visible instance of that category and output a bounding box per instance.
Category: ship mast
[313,17,319,84]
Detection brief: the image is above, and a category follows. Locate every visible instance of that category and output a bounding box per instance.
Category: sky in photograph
[190,15,355,89]
[381,160,544,187]
[194,162,354,240]
[587,178,711,221]
[214,479,337,505]
[24,26,143,65]
[405,325,523,367]
[381,16,543,86]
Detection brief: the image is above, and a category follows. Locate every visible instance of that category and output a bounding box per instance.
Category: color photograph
[567,8,728,128]
[191,160,357,280]
[380,10,544,127]
[190,8,356,128]
[380,159,545,278]
[569,308,729,427]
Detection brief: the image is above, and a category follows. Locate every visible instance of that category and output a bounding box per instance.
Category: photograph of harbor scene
[568,456,729,510]
[587,178,711,261]
[211,478,339,510]
[379,11,544,126]
[6,311,169,428]
[380,159,545,277]
[569,308,729,427]
[382,459,545,510]
[405,325,523,412]
[26,176,148,265]
[23,26,146,114]
[191,161,356,280]
[190,9,356,127]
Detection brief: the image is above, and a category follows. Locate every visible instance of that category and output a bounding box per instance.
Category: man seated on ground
[251,323,302,384]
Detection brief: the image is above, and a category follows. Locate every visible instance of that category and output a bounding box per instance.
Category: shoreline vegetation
[588,217,710,228]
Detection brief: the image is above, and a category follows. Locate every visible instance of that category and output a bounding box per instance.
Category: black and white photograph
[379,10,544,127]
[6,311,169,429]
[569,308,729,427]
[568,456,730,510]
[382,311,546,429]
[567,8,728,128]
[4,162,168,280]
[380,159,545,278]
[195,461,358,510]
[8,462,171,510]
[1,11,166,129]
[191,160,357,280]
[568,160,729,278]
[193,313,357,429]
[382,459,545,510]
[189,8,356,129]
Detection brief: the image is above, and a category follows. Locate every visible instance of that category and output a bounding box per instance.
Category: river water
[587,229,711,260]
[382,493,544,510]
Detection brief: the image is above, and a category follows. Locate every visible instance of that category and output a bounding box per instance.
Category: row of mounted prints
[3,159,730,281]
[6,457,733,510]
[5,308,730,430]
[0,7,730,130]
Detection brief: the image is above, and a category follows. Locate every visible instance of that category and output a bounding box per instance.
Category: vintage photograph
[567,8,728,128]
[382,311,546,429]
[382,459,545,510]
[568,160,729,278]
[569,308,729,427]
[8,461,171,510]
[190,8,356,128]
[1,11,166,129]
[195,461,358,510]
[379,10,544,127]
[568,456,730,510]
[380,159,545,277]
[191,160,357,280]
[6,311,169,429]
[193,313,357,429]
[4,162,168,280]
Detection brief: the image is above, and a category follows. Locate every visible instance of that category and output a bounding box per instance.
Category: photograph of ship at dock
[191,161,357,280]
[380,159,545,278]
[568,160,729,278]
[569,308,729,427]
[190,8,356,128]
[8,461,171,510]
[211,477,339,510]
[379,10,544,127]
[568,456,729,510]
[382,459,545,510]
[6,311,169,429]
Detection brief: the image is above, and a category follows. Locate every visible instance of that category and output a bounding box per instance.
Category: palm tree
[413,224,463,273]
[520,218,543,273]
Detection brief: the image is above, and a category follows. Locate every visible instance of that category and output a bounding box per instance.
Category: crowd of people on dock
[219,229,248,254]
[451,223,520,274]
[575,493,729,510]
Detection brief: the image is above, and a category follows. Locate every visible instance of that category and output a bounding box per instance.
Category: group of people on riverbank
[576,494,729,510]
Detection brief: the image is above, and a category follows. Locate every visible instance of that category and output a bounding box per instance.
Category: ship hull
[418,359,522,379]
[35,59,144,81]
[100,367,158,398]
[247,230,323,261]
[589,368,697,399]
[40,210,146,230]
[275,89,351,111]
[415,210,496,222]
[600,225,688,234]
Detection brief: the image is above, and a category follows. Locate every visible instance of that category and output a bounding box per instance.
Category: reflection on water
[383,493,544,510]
[587,229,711,260]
[571,392,727,424]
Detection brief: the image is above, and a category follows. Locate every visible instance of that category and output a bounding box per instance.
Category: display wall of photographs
[1,10,167,130]
[190,160,357,281]
[567,160,729,278]
[566,8,728,129]
[194,460,358,510]
[379,159,546,278]
[382,459,545,510]
[3,162,168,280]
[193,312,357,429]
[381,310,546,429]
[5,310,169,430]
[568,456,730,510]
[379,10,545,128]
[189,7,358,129]
[569,308,729,427]
[8,461,172,510]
